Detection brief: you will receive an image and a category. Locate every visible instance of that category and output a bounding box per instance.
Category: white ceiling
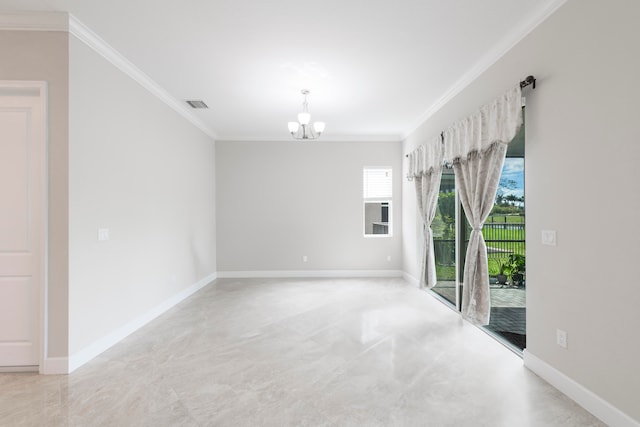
[0,0,562,141]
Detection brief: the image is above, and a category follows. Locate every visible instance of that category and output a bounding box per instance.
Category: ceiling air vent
[185,100,208,109]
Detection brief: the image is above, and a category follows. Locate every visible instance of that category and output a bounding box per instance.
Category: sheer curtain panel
[407,136,444,289]
[443,86,523,325]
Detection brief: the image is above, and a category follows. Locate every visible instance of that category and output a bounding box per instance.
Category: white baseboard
[67,273,216,373]
[0,365,38,373]
[523,350,639,427]
[41,357,68,375]
[402,272,419,287]
[216,270,403,279]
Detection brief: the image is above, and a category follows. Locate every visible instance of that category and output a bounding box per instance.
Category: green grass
[482,227,523,238]
[434,213,526,280]
[436,264,456,281]
[482,228,524,242]
[486,214,524,224]
[482,217,525,258]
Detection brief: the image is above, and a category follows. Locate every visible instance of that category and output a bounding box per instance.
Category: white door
[0,83,45,368]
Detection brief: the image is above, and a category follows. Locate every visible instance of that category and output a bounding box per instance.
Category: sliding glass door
[427,129,526,351]
[431,169,457,307]
[483,156,526,350]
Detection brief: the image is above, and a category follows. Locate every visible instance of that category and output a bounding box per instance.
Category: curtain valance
[406,134,444,180]
[405,83,525,325]
[406,85,522,173]
[443,86,523,164]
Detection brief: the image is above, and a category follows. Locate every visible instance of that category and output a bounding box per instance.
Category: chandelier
[288,89,325,140]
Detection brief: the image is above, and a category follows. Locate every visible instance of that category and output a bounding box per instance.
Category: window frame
[363,167,393,238]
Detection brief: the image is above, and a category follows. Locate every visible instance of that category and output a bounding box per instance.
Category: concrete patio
[431,281,525,308]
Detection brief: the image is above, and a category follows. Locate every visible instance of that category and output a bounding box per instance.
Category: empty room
[0,0,638,425]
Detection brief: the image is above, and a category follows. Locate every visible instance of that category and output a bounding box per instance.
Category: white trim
[217,270,403,279]
[0,13,216,139]
[402,272,419,287]
[523,350,640,427]
[41,357,68,375]
[67,15,217,140]
[41,81,50,375]
[67,273,216,373]
[0,366,38,373]
[0,80,49,373]
[217,134,402,143]
[403,0,568,139]
[0,11,68,32]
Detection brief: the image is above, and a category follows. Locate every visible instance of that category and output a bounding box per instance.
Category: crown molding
[217,134,402,143]
[403,0,568,140]
[68,14,217,140]
[0,11,68,31]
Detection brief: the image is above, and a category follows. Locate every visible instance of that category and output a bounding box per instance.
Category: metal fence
[434,222,525,275]
[480,222,525,258]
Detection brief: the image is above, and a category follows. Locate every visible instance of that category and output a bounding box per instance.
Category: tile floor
[0,277,603,426]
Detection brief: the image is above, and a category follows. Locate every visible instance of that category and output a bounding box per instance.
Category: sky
[498,157,524,199]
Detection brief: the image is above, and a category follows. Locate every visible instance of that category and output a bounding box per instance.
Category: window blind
[363,168,392,199]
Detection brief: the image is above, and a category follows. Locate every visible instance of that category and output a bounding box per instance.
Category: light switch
[98,228,110,241]
[541,230,556,246]
[556,329,568,348]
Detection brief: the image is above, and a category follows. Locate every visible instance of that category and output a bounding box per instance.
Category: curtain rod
[519,75,536,89]
[405,75,536,158]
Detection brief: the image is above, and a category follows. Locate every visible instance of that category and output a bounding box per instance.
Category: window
[363,167,392,236]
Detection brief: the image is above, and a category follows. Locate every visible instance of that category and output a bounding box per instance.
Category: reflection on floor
[0,278,601,426]
[431,282,526,351]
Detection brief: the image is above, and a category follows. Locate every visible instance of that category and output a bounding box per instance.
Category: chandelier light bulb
[298,112,311,125]
[288,122,299,134]
[313,122,325,134]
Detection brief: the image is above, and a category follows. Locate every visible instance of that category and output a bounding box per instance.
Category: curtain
[407,136,443,289]
[443,86,523,325]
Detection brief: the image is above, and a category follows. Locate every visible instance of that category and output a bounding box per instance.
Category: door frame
[0,80,48,372]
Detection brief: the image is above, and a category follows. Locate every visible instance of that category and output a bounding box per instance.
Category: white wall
[0,30,69,359]
[68,36,216,355]
[402,0,640,422]
[216,140,402,274]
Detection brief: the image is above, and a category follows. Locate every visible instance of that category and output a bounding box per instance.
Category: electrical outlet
[542,230,557,246]
[98,228,109,241]
[302,255,308,262]
[386,255,392,262]
[556,329,568,349]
